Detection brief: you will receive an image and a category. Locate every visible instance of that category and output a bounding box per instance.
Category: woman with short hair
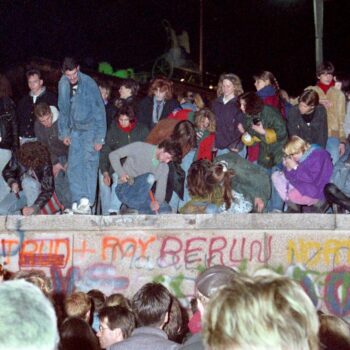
[136,77,179,130]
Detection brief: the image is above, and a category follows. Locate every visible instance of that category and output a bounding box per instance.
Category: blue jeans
[54,156,71,209]
[264,164,284,212]
[0,148,12,203]
[0,175,40,215]
[177,150,196,211]
[67,130,99,205]
[116,173,172,214]
[205,203,221,214]
[99,171,121,215]
[326,137,340,165]
[217,147,247,159]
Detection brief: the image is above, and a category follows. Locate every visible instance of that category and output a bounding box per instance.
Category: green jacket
[242,105,287,168]
[99,121,149,175]
[179,186,223,214]
[215,152,271,209]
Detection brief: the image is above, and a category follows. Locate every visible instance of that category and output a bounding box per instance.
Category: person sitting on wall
[0,141,62,216]
[272,135,333,213]
[215,152,271,213]
[109,139,182,214]
[179,160,252,214]
[239,91,288,212]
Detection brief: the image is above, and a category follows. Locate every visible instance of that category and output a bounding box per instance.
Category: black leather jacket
[2,156,54,212]
[0,97,19,151]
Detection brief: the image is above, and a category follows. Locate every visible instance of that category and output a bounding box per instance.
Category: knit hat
[195,265,237,298]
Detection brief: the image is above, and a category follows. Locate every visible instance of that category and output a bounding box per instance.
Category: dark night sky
[1,0,349,95]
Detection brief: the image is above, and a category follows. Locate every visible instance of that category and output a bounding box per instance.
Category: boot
[324,183,350,211]
[286,201,301,213]
[303,200,329,213]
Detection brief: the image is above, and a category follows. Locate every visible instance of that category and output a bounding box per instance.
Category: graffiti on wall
[1,230,350,317]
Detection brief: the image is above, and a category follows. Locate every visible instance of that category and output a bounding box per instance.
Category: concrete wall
[1,214,350,318]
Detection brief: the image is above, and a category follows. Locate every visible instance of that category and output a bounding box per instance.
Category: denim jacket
[58,71,106,144]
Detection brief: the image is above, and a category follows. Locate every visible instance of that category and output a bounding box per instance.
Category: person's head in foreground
[0,279,59,350]
[318,312,350,350]
[203,274,320,350]
[131,282,172,329]
[97,305,136,349]
[59,316,100,350]
[195,265,238,316]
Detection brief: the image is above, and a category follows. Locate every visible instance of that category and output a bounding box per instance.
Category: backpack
[331,152,350,197]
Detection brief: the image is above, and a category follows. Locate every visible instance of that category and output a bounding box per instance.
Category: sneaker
[74,198,91,215]
[63,208,74,215]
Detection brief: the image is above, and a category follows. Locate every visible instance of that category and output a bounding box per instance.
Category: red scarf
[317,80,335,94]
[117,119,137,133]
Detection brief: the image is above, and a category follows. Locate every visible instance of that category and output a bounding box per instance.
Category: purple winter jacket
[211,96,244,150]
[284,146,333,200]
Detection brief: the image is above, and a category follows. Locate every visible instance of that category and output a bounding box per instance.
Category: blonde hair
[283,135,310,157]
[194,108,216,133]
[64,292,92,320]
[194,93,205,109]
[216,73,243,97]
[203,275,319,350]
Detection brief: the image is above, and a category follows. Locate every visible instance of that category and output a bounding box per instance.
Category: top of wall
[0,214,347,232]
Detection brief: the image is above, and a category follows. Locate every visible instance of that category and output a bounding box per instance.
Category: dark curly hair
[16,141,51,170]
[238,92,264,116]
[158,139,183,163]
[116,101,136,121]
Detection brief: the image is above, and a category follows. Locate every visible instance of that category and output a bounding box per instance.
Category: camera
[253,117,261,125]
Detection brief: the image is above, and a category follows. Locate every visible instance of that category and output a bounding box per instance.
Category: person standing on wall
[58,57,106,214]
[16,69,57,145]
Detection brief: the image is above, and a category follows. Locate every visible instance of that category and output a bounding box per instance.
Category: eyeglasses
[99,325,110,332]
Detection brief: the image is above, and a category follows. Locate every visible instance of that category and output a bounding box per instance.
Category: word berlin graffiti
[1,230,350,317]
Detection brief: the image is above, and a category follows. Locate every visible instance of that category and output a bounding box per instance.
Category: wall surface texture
[1,214,350,318]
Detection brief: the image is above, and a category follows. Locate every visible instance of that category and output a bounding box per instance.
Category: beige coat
[306,85,346,141]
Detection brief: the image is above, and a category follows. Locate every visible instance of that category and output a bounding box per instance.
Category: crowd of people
[1,58,350,215]
[0,263,349,349]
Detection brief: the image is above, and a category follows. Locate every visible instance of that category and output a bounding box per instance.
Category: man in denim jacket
[58,57,106,214]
